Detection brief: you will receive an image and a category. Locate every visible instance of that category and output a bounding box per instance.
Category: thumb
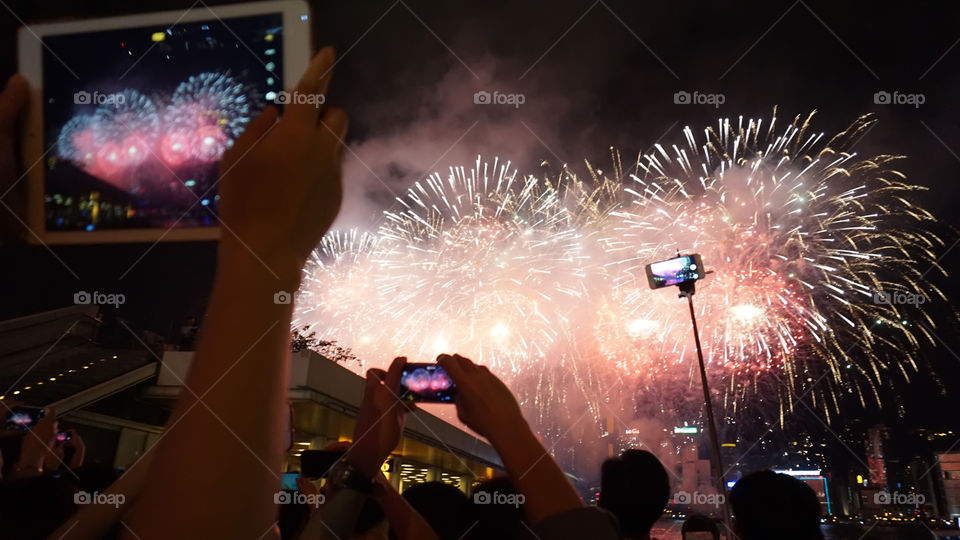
[0,74,28,137]
[365,368,387,392]
[230,105,278,153]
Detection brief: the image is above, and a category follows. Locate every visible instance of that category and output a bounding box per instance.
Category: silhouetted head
[598,449,670,538]
[472,476,536,540]
[402,481,475,540]
[730,470,824,540]
[681,513,719,540]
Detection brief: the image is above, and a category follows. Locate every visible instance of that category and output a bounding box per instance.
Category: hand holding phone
[435,354,525,443]
[399,363,456,403]
[5,406,45,431]
[349,357,408,476]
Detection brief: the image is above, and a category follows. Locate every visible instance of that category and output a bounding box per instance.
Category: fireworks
[295,111,945,433]
[163,73,251,164]
[56,73,255,189]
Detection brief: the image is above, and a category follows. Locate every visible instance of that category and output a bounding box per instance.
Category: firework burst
[295,111,946,434]
[162,72,251,163]
[599,112,944,424]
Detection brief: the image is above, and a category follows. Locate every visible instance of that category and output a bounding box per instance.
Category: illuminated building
[937,452,960,519]
[0,306,501,493]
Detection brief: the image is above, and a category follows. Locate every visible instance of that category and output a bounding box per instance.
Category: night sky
[1,0,959,444]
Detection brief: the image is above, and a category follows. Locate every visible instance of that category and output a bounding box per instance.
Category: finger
[451,354,475,367]
[385,356,405,392]
[0,399,23,413]
[229,105,278,155]
[289,46,335,126]
[0,74,28,136]
[437,354,467,382]
[365,368,387,393]
[318,106,348,148]
[323,441,351,452]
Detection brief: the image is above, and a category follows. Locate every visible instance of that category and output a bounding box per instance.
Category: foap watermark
[873,290,926,306]
[874,490,925,506]
[473,490,525,508]
[274,290,313,305]
[74,290,125,308]
[274,90,326,107]
[473,90,526,109]
[75,491,126,508]
[674,490,725,507]
[673,90,725,108]
[873,91,925,108]
[274,490,325,508]
[73,90,126,106]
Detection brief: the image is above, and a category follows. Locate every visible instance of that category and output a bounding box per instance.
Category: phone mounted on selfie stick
[645,252,730,530]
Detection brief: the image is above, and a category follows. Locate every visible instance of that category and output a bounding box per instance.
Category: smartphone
[400,363,456,403]
[5,406,45,431]
[56,431,72,442]
[282,472,300,491]
[300,450,345,479]
[645,254,704,289]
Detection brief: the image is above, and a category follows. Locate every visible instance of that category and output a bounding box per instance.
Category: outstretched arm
[117,47,348,539]
[437,354,583,523]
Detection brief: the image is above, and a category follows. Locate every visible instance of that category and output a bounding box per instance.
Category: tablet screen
[41,12,285,233]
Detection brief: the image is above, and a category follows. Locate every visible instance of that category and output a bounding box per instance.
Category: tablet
[18,1,311,244]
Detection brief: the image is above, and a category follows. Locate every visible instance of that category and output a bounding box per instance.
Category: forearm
[122,253,300,538]
[49,453,152,539]
[489,419,583,524]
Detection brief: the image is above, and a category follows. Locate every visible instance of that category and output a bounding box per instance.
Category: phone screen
[41,13,284,233]
[282,472,299,491]
[5,407,45,431]
[400,363,456,403]
[646,254,704,289]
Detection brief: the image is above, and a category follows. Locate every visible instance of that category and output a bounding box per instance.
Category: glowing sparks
[295,111,946,431]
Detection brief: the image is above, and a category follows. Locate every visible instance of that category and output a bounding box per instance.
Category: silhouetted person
[472,476,536,540]
[402,481,475,540]
[682,513,719,540]
[598,449,670,540]
[729,470,824,540]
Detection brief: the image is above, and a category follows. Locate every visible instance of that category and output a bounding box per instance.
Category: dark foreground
[650,519,960,539]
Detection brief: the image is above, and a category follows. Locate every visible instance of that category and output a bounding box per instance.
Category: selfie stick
[677,278,733,535]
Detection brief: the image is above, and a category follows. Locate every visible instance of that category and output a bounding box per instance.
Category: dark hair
[682,513,719,540]
[472,476,534,539]
[403,481,475,540]
[598,449,670,537]
[729,470,824,540]
[274,489,383,539]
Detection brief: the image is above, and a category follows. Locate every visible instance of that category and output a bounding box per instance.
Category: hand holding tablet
[217,46,347,283]
[17,1,312,244]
